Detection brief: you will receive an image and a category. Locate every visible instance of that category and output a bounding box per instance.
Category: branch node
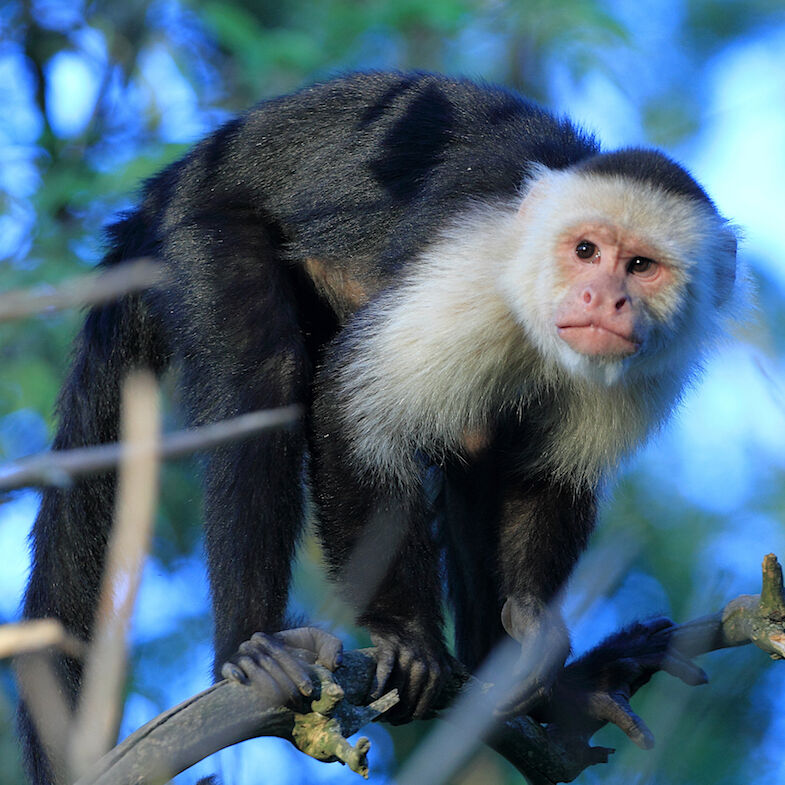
[309,675,344,716]
[760,553,785,618]
[719,554,785,659]
[291,712,370,778]
[288,666,399,778]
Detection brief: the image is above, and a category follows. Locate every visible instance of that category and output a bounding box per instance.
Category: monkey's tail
[19,218,170,785]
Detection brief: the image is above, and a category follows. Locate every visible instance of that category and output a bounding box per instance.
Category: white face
[553,223,668,353]
[498,166,737,386]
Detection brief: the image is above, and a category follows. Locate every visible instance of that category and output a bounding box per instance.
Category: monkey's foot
[368,628,448,723]
[221,628,343,711]
[221,629,399,778]
[533,617,708,751]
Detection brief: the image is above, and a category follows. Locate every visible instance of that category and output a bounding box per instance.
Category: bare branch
[69,554,785,785]
[68,372,161,781]
[670,553,785,660]
[0,620,86,661]
[72,650,398,785]
[0,405,304,491]
[15,654,74,785]
[0,260,166,323]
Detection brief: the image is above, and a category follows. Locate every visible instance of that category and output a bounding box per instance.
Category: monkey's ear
[516,163,556,214]
[714,226,738,307]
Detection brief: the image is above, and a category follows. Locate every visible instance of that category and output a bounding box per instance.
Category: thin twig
[68,372,161,781]
[15,654,73,784]
[0,619,86,661]
[0,260,166,323]
[0,405,304,491]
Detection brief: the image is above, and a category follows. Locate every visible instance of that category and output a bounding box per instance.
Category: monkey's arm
[310,389,450,721]
[494,475,598,717]
[531,618,708,751]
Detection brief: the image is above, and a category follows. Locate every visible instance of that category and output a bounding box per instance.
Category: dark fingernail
[635,729,655,750]
[227,665,248,684]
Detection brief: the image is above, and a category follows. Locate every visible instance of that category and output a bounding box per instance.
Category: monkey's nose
[580,280,629,316]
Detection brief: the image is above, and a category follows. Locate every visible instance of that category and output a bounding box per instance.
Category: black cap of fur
[575,148,715,208]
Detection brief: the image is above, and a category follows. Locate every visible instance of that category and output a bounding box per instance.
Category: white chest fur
[332,203,676,487]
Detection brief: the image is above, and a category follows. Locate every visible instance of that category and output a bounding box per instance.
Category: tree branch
[69,554,785,785]
[0,406,303,492]
[0,260,166,323]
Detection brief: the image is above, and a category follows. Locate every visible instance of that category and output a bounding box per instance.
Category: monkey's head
[502,150,739,387]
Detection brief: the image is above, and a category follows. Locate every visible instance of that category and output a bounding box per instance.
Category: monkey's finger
[495,681,549,718]
[395,648,417,714]
[371,645,397,699]
[591,693,655,750]
[250,633,314,697]
[658,652,708,686]
[225,639,272,683]
[497,640,564,717]
[413,657,441,719]
[313,632,344,671]
[236,638,306,699]
[273,628,344,670]
[630,648,707,685]
[238,651,305,706]
[495,662,553,717]
[221,661,249,684]
[317,639,343,671]
[396,647,433,719]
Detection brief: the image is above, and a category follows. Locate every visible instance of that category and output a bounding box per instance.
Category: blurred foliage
[1,1,784,784]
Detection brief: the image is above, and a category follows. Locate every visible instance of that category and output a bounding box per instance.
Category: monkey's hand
[221,628,343,711]
[369,625,449,723]
[495,597,571,717]
[533,617,708,751]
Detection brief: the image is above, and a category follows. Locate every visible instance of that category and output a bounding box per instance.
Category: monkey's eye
[627,256,658,276]
[575,240,598,260]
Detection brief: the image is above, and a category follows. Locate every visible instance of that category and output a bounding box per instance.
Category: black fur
[21,71,702,780]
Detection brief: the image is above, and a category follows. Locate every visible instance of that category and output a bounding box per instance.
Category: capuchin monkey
[20,71,739,782]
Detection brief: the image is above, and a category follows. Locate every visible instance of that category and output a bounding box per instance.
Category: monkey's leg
[201,418,308,672]
[162,216,311,674]
[308,389,449,721]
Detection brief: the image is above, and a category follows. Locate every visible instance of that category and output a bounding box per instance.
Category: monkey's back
[130,72,600,278]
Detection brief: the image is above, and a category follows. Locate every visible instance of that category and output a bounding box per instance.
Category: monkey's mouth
[556,323,640,357]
